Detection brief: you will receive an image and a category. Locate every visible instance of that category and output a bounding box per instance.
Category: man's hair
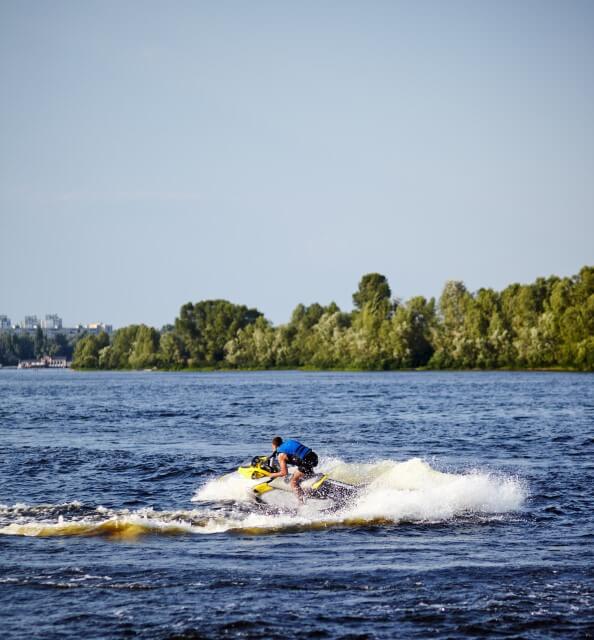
[272,436,283,447]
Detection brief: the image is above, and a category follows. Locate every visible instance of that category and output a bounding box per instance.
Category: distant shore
[4,267,593,373]
[7,365,589,375]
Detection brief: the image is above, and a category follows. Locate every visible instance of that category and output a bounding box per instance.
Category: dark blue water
[1,370,593,639]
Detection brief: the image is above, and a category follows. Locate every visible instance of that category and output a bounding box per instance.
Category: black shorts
[297,451,318,475]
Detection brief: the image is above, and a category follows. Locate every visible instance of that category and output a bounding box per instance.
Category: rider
[268,436,318,503]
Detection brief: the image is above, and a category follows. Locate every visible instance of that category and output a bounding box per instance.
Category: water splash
[0,459,526,538]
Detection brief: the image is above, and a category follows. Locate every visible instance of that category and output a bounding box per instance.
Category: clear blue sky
[1,1,592,328]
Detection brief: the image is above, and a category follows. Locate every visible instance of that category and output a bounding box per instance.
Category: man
[268,436,318,503]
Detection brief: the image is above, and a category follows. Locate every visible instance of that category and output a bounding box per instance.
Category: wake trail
[0,458,527,538]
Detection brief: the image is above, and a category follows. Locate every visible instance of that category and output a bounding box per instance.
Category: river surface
[0,370,593,639]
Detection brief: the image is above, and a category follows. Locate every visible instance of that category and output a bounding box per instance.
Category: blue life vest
[276,439,311,462]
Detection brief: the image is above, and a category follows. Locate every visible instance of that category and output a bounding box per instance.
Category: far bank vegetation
[71,266,594,372]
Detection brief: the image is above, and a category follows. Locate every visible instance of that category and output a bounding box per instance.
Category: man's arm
[268,453,288,478]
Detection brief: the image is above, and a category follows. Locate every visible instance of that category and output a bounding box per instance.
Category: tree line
[70,266,593,371]
[0,328,77,366]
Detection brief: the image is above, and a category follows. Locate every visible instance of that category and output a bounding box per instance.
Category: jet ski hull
[237,457,361,511]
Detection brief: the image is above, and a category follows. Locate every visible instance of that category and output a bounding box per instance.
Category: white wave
[342,459,526,522]
[191,471,261,503]
[0,501,83,515]
[190,457,526,532]
[0,459,527,538]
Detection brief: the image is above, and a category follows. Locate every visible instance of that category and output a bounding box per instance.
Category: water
[0,370,593,639]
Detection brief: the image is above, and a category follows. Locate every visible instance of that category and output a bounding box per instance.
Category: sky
[1,1,593,329]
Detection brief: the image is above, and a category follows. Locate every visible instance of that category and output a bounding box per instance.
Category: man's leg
[290,469,305,502]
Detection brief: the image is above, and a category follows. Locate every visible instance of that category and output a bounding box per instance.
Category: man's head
[272,436,283,450]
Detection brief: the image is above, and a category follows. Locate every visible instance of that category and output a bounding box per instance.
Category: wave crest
[1,459,526,538]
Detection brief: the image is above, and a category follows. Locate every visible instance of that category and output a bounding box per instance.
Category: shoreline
[5,365,589,374]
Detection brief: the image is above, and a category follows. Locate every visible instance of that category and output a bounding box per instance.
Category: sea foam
[0,459,526,538]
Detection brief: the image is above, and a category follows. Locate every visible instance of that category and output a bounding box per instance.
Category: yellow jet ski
[237,455,360,510]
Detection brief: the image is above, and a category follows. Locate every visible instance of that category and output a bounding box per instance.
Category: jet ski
[237,455,360,511]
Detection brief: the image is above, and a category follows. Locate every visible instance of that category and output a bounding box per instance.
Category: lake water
[0,369,593,639]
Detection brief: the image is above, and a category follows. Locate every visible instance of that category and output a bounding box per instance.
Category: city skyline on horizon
[0,313,113,331]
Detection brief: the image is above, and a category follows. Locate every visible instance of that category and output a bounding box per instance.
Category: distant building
[41,314,63,330]
[23,315,40,329]
[18,355,70,369]
[58,327,82,338]
[0,314,112,337]
[85,322,113,335]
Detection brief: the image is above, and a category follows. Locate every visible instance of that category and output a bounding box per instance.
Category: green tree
[158,332,187,369]
[505,284,542,366]
[225,316,278,368]
[556,268,594,370]
[302,309,352,369]
[46,333,75,360]
[128,325,160,369]
[282,302,350,367]
[68,264,594,372]
[0,333,34,366]
[102,326,137,368]
[72,332,110,369]
[34,327,46,358]
[349,304,393,369]
[389,296,436,368]
[100,325,160,369]
[353,273,392,314]
[430,281,474,368]
[347,274,395,369]
[173,300,262,367]
[464,288,500,368]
